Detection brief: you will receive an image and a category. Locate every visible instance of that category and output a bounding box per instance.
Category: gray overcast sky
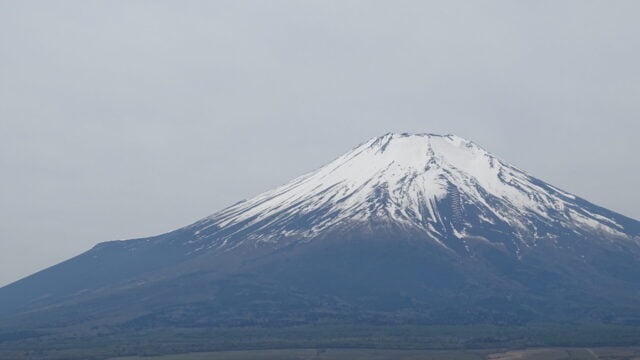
[1,0,639,287]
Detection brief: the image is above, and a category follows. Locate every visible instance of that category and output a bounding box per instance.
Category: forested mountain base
[1,324,640,360]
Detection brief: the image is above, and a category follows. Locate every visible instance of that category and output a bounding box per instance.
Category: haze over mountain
[1,133,639,332]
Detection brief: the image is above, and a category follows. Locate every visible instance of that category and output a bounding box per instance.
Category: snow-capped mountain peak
[189,133,635,252]
[4,133,640,334]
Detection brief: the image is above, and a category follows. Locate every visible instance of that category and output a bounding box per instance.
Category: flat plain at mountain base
[2,324,640,360]
[107,347,640,360]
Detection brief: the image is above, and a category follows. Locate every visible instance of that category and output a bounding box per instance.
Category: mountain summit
[1,133,640,333]
[189,132,635,256]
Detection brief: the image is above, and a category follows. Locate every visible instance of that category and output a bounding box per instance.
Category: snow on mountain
[187,133,636,253]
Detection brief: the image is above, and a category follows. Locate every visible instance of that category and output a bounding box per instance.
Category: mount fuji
[2,133,640,334]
